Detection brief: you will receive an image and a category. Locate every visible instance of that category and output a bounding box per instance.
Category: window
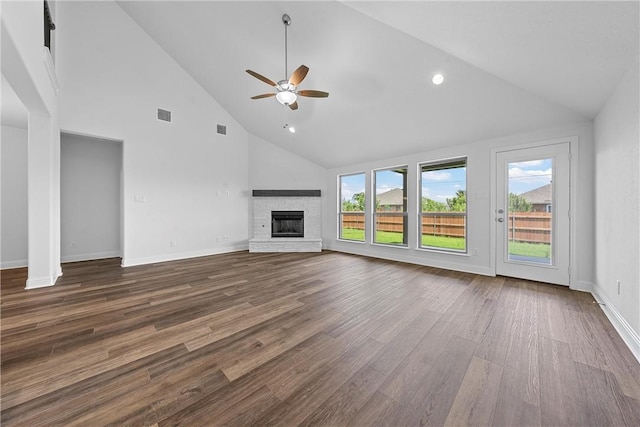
[339,173,366,241]
[420,158,467,252]
[374,166,408,246]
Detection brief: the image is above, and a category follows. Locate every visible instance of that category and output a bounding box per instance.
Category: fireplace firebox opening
[271,211,304,238]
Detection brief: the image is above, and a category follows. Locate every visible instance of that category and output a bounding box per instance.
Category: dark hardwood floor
[1,250,639,426]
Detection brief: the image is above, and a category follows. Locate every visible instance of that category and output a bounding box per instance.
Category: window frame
[372,165,409,247]
[418,157,468,253]
[337,172,366,242]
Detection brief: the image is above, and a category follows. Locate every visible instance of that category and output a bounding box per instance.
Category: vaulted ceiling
[13,1,640,170]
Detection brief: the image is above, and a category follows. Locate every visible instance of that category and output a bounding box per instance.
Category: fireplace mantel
[252,190,321,197]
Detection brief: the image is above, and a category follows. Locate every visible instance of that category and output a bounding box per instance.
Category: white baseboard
[61,251,121,263]
[324,241,494,277]
[25,271,61,289]
[570,280,594,293]
[121,244,248,267]
[1,259,28,270]
[592,286,640,364]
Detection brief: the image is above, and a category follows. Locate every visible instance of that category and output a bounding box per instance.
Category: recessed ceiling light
[432,73,445,85]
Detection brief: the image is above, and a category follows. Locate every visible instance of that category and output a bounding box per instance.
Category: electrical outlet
[473,248,479,256]
[216,236,221,242]
[170,240,176,247]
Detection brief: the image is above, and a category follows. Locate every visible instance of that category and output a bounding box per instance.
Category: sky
[340,158,552,204]
[421,167,466,203]
[340,173,366,203]
[339,168,466,204]
[508,158,553,195]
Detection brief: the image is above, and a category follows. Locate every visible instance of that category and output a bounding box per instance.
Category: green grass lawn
[341,229,407,245]
[341,228,464,248]
[341,228,550,258]
[508,241,551,259]
[421,235,465,250]
[341,228,365,241]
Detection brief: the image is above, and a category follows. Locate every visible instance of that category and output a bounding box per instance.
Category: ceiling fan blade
[288,101,299,110]
[289,65,309,86]
[246,69,277,87]
[251,93,276,99]
[297,90,329,98]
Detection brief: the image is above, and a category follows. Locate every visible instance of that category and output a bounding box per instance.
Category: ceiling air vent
[217,124,227,135]
[157,108,172,123]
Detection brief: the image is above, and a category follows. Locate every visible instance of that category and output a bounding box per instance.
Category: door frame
[60,130,125,263]
[490,136,579,287]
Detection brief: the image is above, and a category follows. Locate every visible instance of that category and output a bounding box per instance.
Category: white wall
[1,125,28,268]
[324,121,595,287]
[56,1,250,266]
[248,133,327,240]
[1,0,62,287]
[61,133,122,262]
[594,58,640,359]
[248,133,327,191]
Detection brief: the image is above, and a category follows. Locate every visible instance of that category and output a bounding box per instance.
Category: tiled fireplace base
[249,238,322,253]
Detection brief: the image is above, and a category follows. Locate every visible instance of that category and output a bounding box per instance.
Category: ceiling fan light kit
[275,82,297,106]
[246,13,329,111]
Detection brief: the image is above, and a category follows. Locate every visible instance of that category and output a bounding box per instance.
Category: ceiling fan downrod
[283,14,291,81]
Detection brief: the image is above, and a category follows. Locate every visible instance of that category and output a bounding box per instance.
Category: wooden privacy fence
[421,213,465,238]
[341,211,552,244]
[507,212,551,244]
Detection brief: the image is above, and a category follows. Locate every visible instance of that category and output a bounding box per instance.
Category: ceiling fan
[246,14,329,111]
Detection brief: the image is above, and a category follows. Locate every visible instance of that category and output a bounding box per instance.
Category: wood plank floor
[1,250,639,426]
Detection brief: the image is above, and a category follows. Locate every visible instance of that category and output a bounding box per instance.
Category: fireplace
[271,211,304,238]
[250,190,321,252]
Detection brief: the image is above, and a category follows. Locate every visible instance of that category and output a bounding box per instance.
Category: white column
[25,112,61,288]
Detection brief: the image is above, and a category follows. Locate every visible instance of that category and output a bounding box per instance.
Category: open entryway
[61,132,123,263]
[495,142,571,285]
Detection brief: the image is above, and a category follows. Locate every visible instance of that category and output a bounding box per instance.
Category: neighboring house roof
[520,183,551,204]
[377,188,404,206]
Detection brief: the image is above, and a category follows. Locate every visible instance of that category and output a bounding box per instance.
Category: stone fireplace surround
[249,190,322,253]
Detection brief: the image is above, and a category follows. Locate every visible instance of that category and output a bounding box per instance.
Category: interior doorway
[60,132,123,262]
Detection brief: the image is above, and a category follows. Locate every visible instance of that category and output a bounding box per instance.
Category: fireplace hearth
[271,211,304,238]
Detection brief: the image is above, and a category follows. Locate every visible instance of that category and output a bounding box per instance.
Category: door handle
[497,218,504,222]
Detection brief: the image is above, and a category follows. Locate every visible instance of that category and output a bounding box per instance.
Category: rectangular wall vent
[217,124,227,135]
[157,108,172,122]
